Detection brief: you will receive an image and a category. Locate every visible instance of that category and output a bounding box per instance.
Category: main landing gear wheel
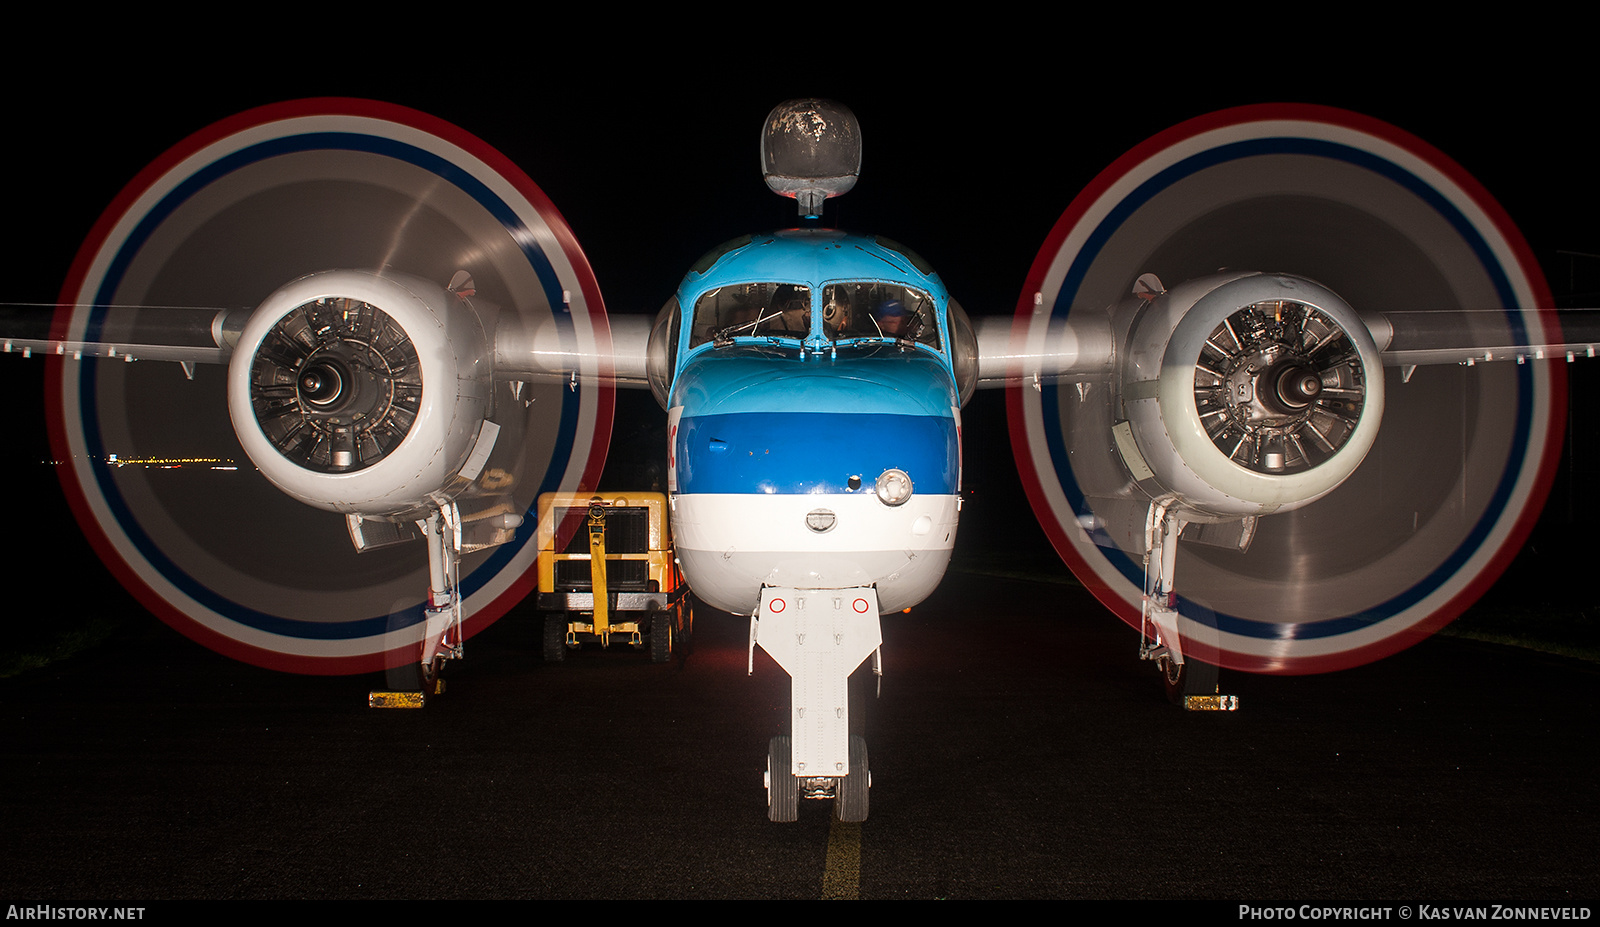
[835,735,870,823]
[650,609,672,664]
[384,654,443,695]
[542,613,567,663]
[767,735,798,823]
[1162,656,1219,707]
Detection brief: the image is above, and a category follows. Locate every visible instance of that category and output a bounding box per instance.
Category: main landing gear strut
[752,586,881,822]
[1138,501,1237,711]
[369,503,475,708]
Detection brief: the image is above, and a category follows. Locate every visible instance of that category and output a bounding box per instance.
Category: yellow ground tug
[535,491,687,662]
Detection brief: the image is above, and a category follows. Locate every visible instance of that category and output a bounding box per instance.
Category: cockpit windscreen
[690,283,813,347]
[821,282,940,349]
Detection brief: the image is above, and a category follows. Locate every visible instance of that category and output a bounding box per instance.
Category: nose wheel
[835,735,870,823]
[765,734,871,823]
[753,586,880,822]
[766,736,799,822]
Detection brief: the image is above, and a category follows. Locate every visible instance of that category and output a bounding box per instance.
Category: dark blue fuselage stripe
[81,131,581,639]
[676,411,957,495]
[1043,137,1532,640]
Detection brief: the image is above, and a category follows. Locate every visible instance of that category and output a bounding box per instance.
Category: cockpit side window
[646,295,680,409]
[948,297,978,406]
[823,282,941,350]
[689,283,813,348]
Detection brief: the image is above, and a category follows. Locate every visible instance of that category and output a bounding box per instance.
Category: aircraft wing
[495,308,654,388]
[1371,308,1600,368]
[975,297,1600,389]
[0,300,656,384]
[0,304,235,367]
[973,313,1110,388]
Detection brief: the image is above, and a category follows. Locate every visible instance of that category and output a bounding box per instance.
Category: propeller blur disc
[1011,104,1562,674]
[50,99,613,673]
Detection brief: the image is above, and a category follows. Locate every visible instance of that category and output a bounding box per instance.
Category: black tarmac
[2,572,1597,901]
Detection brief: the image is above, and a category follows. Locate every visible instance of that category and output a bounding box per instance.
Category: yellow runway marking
[820,816,861,900]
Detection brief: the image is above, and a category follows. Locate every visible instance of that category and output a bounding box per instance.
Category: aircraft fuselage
[657,230,968,616]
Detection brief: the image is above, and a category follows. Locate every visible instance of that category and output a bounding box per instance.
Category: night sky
[3,38,1594,650]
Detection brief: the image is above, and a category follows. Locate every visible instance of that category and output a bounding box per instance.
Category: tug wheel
[650,610,672,664]
[542,613,567,663]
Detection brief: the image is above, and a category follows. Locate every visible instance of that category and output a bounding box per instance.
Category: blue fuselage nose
[668,346,962,615]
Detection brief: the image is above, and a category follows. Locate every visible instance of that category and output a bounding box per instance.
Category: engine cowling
[1117,272,1385,519]
[228,270,492,516]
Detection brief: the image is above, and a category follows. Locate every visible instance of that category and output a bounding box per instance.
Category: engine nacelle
[227,270,493,516]
[1117,272,1385,519]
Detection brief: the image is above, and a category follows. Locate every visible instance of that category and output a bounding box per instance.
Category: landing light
[875,469,913,506]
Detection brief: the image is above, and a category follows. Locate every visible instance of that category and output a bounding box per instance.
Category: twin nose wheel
[766,734,870,823]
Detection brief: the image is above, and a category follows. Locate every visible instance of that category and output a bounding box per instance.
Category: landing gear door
[755,586,881,778]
